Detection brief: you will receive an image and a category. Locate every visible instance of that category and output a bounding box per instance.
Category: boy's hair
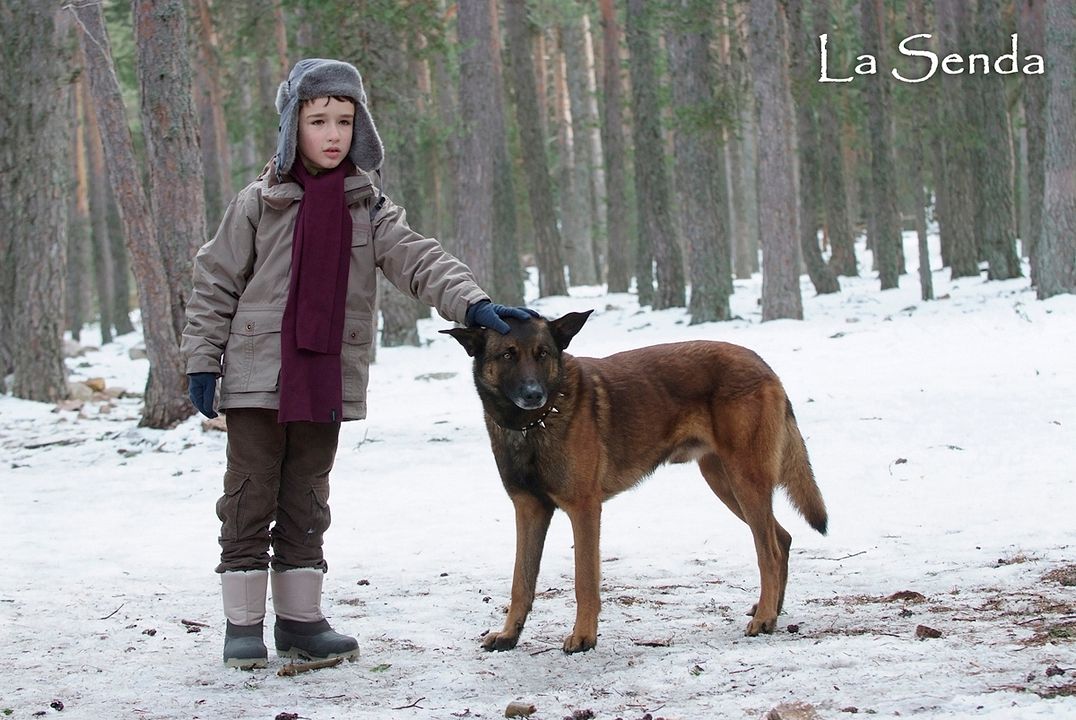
[301,95,358,110]
[275,59,383,176]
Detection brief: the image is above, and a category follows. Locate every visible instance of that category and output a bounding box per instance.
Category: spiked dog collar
[518,393,565,436]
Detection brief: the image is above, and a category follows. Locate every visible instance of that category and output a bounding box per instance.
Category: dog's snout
[513,381,547,410]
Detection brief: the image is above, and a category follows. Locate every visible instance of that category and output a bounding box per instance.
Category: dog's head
[441,310,592,412]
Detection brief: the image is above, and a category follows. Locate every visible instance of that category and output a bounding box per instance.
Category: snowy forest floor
[2,234,1075,719]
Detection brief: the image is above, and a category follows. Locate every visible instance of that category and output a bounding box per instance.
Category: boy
[182,58,532,669]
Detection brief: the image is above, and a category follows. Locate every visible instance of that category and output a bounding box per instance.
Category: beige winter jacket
[182,165,488,420]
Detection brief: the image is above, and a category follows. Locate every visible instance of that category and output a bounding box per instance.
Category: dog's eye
[537,349,548,359]
[502,350,514,360]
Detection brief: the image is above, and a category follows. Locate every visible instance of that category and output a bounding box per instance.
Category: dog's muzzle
[511,381,547,410]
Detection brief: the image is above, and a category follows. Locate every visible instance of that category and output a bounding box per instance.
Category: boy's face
[297,97,355,174]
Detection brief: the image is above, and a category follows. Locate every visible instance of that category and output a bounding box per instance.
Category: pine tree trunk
[907,0,934,302]
[812,0,857,277]
[727,0,760,280]
[860,0,902,291]
[456,0,497,289]
[109,191,135,336]
[788,0,839,296]
[75,1,188,427]
[666,1,731,323]
[1039,0,1076,298]
[748,0,802,321]
[936,0,981,278]
[504,0,567,297]
[134,0,207,339]
[1,2,70,401]
[560,19,598,286]
[598,0,631,293]
[192,0,234,231]
[626,0,684,309]
[1020,0,1046,288]
[580,12,607,281]
[83,73,116,345]
[67,77,90,343]
[973,0,1022,281]
[488,0,524,306]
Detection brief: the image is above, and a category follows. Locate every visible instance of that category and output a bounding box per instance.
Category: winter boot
[271,567,359,661]
[221,570,269,669]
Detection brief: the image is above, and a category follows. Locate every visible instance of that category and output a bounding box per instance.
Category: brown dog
[443,311,827,653]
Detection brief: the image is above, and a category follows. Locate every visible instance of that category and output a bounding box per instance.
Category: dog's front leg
[563,499,601,653]
[482,492,554,651]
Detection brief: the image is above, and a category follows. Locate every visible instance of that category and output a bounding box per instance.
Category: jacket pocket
[351,221,371,247]
[341,312,373,404]
[222,307,284,393]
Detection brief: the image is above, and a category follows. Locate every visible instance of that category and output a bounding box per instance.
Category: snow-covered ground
[2,233,1074,719]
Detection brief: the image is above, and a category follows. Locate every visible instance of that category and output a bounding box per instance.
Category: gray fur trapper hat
[275,58,384,176]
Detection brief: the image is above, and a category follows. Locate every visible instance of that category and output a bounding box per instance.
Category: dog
[442,311,827,653]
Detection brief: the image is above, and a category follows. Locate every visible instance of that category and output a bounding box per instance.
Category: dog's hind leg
[703,452,787,636]
[482,492,554,652]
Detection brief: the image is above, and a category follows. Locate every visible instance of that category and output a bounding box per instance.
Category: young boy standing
[182,58,532,669]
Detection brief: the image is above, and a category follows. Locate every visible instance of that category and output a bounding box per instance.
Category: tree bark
[726,0,760,280]
[811,0,857,277]
[82,66,116,345]
[973,0,1022,281]
[935,0,981,278]
[1020,0,1046,288]
[626,0,684,309]
[788,0,839,296]
[489,0,525,306]
[598,0,632,293]
[456,0,497,289]
[560,19,598,286]
[860,0,902,291]
[68,74,91,343]
[907,0,934,302]
[1039,0,1076,298]
[74,1,188,427]
[504,0,567,297]
[748,0,802,320]
[580,12,607,281]
[192,0,234,231]
[666,0,731,323]
[1,2,70,401]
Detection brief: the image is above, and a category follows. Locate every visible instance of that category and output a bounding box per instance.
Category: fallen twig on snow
[278,657,343,676]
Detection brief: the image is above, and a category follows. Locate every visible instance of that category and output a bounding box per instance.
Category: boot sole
[224,657,269,670]
[276,647,360,662]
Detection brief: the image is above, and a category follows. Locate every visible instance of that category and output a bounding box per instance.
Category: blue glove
[188,372,219,419]
[465,300,540,335]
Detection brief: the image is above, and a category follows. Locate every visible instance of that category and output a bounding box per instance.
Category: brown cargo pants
[215,408,340,573]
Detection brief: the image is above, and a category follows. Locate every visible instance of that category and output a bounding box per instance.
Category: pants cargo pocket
[217,469,277,543]
[305,482,332,546]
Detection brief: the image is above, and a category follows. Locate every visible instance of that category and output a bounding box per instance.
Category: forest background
[1,0,1074,429]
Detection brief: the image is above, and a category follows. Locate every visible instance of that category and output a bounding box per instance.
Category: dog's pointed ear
[548,310,593,350]
[440,327,486,357]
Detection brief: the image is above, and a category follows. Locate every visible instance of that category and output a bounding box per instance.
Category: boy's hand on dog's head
[465,300,540,335]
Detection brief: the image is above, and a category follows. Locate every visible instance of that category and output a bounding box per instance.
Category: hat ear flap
[349,102,384,172]
[275,96,298,176]
[275,81,289,114]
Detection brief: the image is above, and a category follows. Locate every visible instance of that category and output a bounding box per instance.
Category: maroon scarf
[278,159,353,424]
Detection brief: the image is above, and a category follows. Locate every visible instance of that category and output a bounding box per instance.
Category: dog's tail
[781,399,828,535]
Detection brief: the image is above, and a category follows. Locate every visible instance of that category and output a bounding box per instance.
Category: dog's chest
[491,428,570,496]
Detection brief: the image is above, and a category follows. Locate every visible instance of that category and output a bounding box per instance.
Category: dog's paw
[481,631,519,652]
[744,616,777,636]
[562,631,597,654]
